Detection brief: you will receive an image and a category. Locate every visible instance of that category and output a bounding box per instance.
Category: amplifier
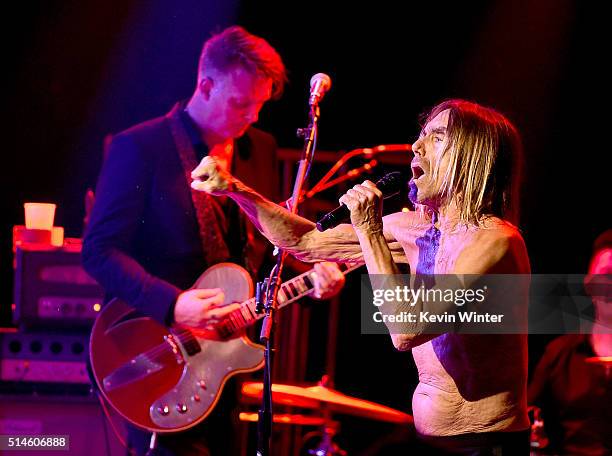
[0,330,90,385]
[0,394,125,455]
[13,243,104,330]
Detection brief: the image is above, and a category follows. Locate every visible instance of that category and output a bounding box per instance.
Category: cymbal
[241,382,413,424]
[585,356,612,365]
[238,412,329,426]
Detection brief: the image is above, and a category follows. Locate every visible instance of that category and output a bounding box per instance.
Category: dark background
[1,1,608,453]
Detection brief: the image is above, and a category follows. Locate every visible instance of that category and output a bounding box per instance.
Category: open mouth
[411,164,425,181]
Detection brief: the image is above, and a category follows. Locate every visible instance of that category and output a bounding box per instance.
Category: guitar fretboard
[216,262,362,338]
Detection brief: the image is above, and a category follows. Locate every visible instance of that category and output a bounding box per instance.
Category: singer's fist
[338,180,383,233]
[191,156,234,195]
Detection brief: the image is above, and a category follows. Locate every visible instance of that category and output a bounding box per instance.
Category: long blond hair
[424,99,523,226]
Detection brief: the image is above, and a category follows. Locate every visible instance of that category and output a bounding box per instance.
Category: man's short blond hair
[199,26,287,99]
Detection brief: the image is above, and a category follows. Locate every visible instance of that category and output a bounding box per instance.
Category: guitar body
[89,263,264,433]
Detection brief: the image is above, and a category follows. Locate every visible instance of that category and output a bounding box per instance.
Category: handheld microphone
[315,172,403,231]
[309,73,332,106]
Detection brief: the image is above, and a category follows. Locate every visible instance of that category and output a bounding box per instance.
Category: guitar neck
[216,262,362,338]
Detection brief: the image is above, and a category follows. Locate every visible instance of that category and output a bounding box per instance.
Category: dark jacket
[82,104,279,325]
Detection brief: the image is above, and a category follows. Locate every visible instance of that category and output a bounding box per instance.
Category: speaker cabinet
[13,245,104,330]
[0,393,125,455]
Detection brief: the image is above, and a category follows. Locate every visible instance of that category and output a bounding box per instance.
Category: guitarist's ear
[199,77,214,100]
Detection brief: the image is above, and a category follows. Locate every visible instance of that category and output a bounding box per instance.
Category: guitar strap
[166,103,231,267]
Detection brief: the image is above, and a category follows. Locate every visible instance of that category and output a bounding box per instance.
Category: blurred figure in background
[528,229,612,455]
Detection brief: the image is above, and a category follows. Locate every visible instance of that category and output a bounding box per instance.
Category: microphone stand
[255,97,322,456]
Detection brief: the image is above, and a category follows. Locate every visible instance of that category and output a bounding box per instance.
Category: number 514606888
[0,435,69,451]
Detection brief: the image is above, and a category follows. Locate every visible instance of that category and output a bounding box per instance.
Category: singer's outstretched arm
[191,156,407,265]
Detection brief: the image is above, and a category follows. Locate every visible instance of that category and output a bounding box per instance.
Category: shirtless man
[191,99,531,454]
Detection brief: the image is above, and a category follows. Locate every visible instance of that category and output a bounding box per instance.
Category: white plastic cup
[24,202,56,230]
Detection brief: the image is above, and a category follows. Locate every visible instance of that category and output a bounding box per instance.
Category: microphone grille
[310,73,332,90]
[376,171,403,194]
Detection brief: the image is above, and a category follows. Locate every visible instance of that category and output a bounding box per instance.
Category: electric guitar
[89,262,360,433]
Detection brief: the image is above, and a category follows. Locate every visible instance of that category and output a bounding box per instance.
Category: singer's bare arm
[191,157,407,264]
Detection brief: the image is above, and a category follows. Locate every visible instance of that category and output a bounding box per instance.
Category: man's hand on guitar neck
[310,262,345,300]
[174,288,241,329]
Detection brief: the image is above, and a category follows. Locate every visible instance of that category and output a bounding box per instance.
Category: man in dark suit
[83,26,344,455]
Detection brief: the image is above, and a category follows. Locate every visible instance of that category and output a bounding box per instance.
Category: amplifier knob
[50,342,63,354]
[8,340,22,353]
[30,340,43,353]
